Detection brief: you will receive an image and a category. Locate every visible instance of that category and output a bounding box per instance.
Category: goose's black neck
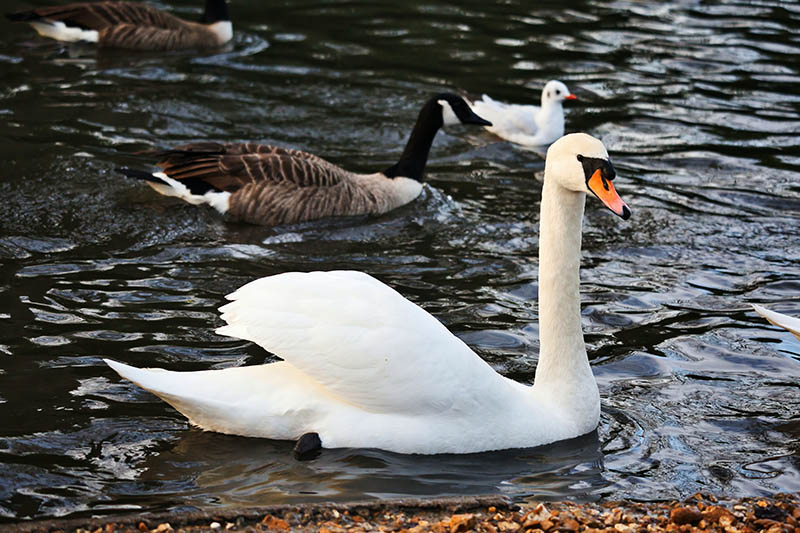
[201,0,229,23]
[383,98,443,182]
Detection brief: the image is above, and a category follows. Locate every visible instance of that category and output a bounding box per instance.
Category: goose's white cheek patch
[438,99,460,126]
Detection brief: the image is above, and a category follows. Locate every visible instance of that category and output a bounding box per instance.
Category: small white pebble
[225,522,235,530]
[210,522,221,529]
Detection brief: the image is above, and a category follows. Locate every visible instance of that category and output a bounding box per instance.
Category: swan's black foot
[293,432,322,460]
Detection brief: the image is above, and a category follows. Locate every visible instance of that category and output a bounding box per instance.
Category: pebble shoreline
[8,493,800,533]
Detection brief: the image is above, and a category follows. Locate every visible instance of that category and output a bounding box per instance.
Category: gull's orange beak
[587,169,630,219]
[564,94,577,100]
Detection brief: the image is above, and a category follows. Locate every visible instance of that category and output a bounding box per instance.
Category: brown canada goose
[5,0,231,51]
[119,93,492,227]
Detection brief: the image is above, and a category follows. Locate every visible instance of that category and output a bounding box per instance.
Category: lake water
[1,0,799,522]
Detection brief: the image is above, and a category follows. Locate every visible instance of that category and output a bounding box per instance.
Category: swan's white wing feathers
[470,94,539,138]
[753,304,800,340]
[216,271,510,415]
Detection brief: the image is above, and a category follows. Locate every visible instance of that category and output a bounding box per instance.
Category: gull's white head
[541,80,577,106]
[545,133,630,219]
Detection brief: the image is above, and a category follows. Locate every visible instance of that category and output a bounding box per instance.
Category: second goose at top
[121,94,491,227]
[5,0,231,51]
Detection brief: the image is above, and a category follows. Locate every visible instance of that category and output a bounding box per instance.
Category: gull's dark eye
[556,89,561,95]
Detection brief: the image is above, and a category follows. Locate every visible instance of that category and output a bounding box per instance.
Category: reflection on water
[1,0,799,522]
[135,430,604,507]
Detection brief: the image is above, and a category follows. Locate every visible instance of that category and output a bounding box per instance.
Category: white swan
[753,304,800,340]
[105,133,631,455]
[470,80,576,147]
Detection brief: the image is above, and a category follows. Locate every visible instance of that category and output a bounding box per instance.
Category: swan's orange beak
[565,94,577,100]
[587,169,630,219]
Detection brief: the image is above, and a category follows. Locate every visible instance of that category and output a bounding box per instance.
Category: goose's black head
[382,93,492,183]
[201,0,230,23]
[434,93,492,127]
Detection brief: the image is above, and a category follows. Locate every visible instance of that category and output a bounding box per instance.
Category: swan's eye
[577,155,584,162]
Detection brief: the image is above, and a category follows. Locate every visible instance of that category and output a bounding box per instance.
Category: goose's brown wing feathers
[99,23,218,50]
[230,179,373,226]
[146,142,382,226]
[152,142,348,192]
[9,2,187,30]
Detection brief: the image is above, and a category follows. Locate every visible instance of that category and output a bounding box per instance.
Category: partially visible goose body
[105,133,632,455]
[753,304,800,340]
[6,0,231,51]
[470,80,576,147]
[119,93,491,226]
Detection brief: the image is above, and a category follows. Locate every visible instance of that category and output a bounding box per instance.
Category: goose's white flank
[471,80,577,147]
[105,133,631,455]
[753,304,800,340]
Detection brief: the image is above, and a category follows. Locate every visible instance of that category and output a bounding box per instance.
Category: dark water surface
[1,0,799,521]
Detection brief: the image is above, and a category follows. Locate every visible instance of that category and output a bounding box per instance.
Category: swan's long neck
[534,178,595,395]
[383,99,442,182]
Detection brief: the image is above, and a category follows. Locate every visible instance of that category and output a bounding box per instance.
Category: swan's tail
[104,358,235,429]
[118,168,231,214]
[104,359,313,439]
[752,305,800,340]
[105,359,195,398]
